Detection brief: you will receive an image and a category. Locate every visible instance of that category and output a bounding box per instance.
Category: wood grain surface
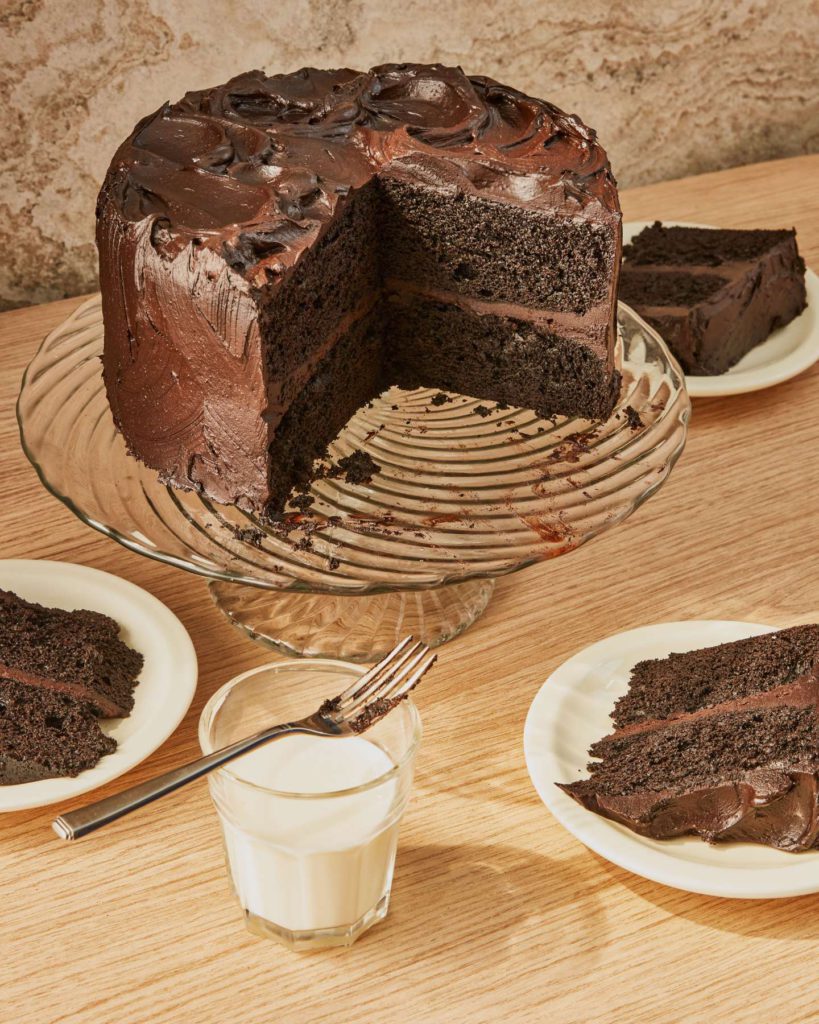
[1,156,818,1024]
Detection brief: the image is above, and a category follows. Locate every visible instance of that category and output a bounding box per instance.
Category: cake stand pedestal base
[208,578,495,662]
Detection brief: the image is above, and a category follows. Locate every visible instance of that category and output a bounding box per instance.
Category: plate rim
[523,618,819,899]
[622,220,819,398]
[0,558,197,811]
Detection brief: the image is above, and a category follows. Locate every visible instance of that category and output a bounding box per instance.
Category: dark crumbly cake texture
[98,64,622,517]
[0,680,117,783]
[559,626,819,851]
[0,591,143,784]
[0,589,143,717]
[620,221,806,375]
[613,624,819,728]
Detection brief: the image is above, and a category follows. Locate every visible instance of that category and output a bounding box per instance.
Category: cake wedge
[0,589,143,718]
[559,626,819,851]
[0,590,144,784]
[619,222,806,375]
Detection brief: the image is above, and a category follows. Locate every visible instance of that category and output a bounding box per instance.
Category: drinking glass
[198,659,422,950]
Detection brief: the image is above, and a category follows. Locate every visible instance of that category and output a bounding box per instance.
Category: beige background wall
[3,0,818,310]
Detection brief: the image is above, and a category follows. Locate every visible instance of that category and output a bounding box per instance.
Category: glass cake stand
[17,296,689,661]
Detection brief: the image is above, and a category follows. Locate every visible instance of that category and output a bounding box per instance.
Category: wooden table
[2,156,819,1024]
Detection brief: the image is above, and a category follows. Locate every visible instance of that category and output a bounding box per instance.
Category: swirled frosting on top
[105,63,619,287]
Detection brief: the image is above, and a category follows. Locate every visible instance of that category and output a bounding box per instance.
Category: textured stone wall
[3,0,818,309]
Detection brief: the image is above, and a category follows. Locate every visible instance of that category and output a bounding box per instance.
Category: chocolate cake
[0,680,116,784]
[0,590,143,717]
[559,626,819,851]
[619,222,806,375]
[0,591,143,784]
[97,63,622,516]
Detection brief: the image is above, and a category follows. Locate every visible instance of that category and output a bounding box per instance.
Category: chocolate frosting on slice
[576,771,819,852]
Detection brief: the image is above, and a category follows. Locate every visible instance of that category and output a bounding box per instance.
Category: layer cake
[97,63,623,516]
[0,591,143,783]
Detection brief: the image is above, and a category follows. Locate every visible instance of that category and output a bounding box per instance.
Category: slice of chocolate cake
[0,590,144,785]
[0,679,116,784]
[559,626,819,851]
[619,222,806,375]
[0,589,143,718]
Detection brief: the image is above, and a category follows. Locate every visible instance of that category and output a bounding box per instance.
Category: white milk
[211,734,399,932]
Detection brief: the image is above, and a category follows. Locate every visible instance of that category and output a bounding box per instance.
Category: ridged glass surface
[18,297,689,595]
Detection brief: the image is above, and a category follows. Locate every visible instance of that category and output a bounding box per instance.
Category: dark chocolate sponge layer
[0,679,117,784]
[620,221,806,376]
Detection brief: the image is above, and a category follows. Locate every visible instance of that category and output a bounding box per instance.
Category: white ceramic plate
[523,619,819,899]
[0,559,197,811]
[623,221,819,397]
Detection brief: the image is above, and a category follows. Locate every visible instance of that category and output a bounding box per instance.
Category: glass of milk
[198,659,422,950]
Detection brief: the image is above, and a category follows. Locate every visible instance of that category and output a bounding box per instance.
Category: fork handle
[53,721,314,841]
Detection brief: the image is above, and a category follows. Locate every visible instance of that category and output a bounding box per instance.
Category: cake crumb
[336,451,381,484]
[430,392,451,406]
[233,526,265,548]
[290,493,315,512]
[474,405,491,417]
[624,405,644,430]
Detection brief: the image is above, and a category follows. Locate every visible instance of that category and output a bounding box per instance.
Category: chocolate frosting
[109,64,618,277]
[560,666,819,852]
[98,63,620,510]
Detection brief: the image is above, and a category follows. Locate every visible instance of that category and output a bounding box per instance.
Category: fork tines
[334,636,435,729]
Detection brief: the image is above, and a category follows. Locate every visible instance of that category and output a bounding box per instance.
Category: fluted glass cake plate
[18,296,689,661]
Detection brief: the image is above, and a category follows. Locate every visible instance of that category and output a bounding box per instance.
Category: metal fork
[52,637,435,842]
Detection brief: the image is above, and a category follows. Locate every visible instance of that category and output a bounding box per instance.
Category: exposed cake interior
[0,590,144,718]
[577,704,819,800]
[612,625,819,728]
[264,304,385,510]
[383,293,619,420]
[377,176,615,312]
[254,176,620,504]
[0,679,117,784]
